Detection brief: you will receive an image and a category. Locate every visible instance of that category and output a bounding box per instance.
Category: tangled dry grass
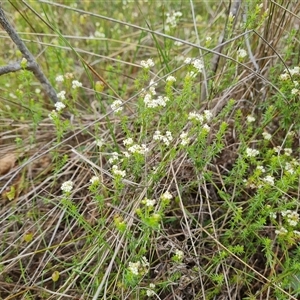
[1,1,300,299]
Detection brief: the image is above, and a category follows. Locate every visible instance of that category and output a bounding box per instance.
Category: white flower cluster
[262,175,274,186]
[166,75,176,82]
[48,110,58,120]
[188,110,212,123]
[108,152,120,164]
[180,131,190,146]
[237,49,247,58]
[285,159,299,174]
[57,90,66,101]
[245,148,259,158]
[61,180,73,193]
[55,75,64,82]
[123,137,149,156]
[146,283,156,297]
[246,115,256,123]
[165,11,182,31]
[188,110,212,132]
[153,130,173,146]
[141,58,155,69]
[90,176,100,185]
[112,165,126,178]
[55,74,82,90]
[279,66,300,95]
[184,57,204,74]
[262,131,272,140]
[275,226,288,236]
[54,101,66,112]
[128,256,149,276]
[275,210,300,238]
[48,90,68,117]
[111,100,123,113]
[143,80,170,108]
[95,138,104,148]
[161,191,172,201]
[141,198,156,207]
[273,146,293,156]
[174,249,184,261]
[256,165,266,173]
[144,94,170,108]
[127,144,149,155]
[72,80,82,89]
[281,210,299,227]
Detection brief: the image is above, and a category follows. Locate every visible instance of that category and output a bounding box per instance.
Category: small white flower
[284,148,292,156]
[192,59,204,73]
[291,88,299,95]
[112,165,126,177]
[256,166,265,172]
[111,100,123,113]
[128,144,149,155]
[141,256,149,268]
[146,284,156,297]
[174,41,183,46]
[128,261,140,275]
[55,75,64,82]
[247,115,256,123]
[61,180,73,193]
[279,73,290,81]
[203,124,211,132]
[246,148,259,157]
[57,90,66,101]
[188,111,204,123]
[287,211,299,227]
[161,191,172,201]
[166,75,176,82]
[203,110,213,121]
[180,131,190,146]
[142,198,156,207]
[90,176,100,185]
[174,249,184,260]
[108,152,120,164]
[237,48,247,58]
[146,289,155,297]
[141,58,155,68]
[48,110,58,120]
[273,146,281,154]
[95,139,104,148]
[285,162,295,174]
[262,131,272,140]
[184,57,192,64]
[72,80,82,89]
[288,66,300,76]
[275,226,288,236]
[281,210,292,217]
[288,219,298,227]
[263,175,274,186]
[206,36,212,42]
[153,130,173,146]
[165,11,182,29]
[54,101,66,112]
[123,138,134,146]
[20,57,27,68]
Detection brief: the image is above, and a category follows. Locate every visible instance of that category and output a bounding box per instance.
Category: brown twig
[0,5,58,103]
